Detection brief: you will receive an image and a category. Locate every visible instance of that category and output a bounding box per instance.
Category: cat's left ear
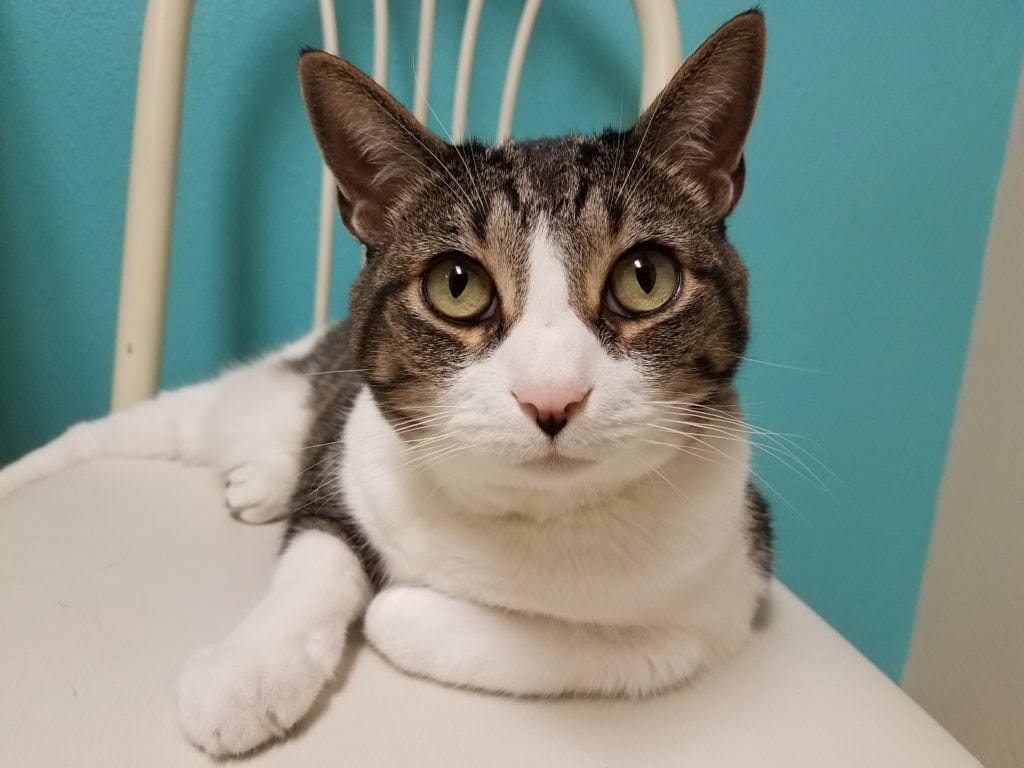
[633,10,765,218]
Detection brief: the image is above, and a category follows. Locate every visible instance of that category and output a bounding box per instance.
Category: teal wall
[1,1,1021,679]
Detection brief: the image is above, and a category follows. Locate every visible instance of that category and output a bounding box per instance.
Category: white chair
[0,2,981,765]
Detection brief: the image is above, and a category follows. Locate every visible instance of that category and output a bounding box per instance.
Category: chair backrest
[110,0,682,410]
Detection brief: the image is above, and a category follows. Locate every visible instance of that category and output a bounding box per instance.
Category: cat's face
[300,12,765,496]
[347,137,750,493]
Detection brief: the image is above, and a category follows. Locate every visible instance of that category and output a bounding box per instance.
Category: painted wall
[0,1,1021,679]
[903,68,1024,768]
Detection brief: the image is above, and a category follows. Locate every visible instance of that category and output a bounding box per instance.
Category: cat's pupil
[449,264,469,299]
[634,257,656,294]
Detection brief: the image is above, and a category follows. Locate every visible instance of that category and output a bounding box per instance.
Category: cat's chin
[437,447,652,502]
[516,455,596,473]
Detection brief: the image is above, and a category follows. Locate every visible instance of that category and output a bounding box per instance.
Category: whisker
[406,443,476,480]
[663,405,842,486]
[354,82,477,211]
[640,438,730,470]
[396,439,467,474]
[696,343,827,376]
[651,419,830,494]
[299,411,455,453]
[621,91,734,205]
[651,400,843,489]
[415,80,489,221]
[300,368,367,377]
[739,356,825,375]
[612,439,693,505]
[363,134,472,211]
[644,426,798,514]
[403,429,464,452]
[654,401,821,446]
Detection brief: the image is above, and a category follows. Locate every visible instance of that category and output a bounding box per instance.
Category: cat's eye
[606,248,681,316]
[422,255,497,322]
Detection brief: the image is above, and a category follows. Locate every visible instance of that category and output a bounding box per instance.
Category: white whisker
[651,419,830,494]
[300,368,367,377]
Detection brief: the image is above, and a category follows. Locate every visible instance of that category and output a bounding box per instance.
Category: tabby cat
[0,11,771,756]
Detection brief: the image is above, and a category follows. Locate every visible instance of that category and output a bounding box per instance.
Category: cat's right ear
[298,51,446,246]
[632,11,766,218]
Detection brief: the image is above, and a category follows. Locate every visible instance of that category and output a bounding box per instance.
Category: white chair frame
[109,0,682,409]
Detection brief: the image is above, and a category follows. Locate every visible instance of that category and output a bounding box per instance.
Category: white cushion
[0,460,979,767]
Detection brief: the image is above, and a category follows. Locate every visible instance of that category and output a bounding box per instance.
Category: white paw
[225,462,290,524]
[363,587,465,683]
[176,640,328,756]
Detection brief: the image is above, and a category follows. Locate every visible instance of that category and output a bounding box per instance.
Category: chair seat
[0,460,978,767]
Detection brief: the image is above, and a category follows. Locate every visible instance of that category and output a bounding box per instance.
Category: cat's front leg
[364,586,720,699]
[176,530,369,756]
[208,361,315,524]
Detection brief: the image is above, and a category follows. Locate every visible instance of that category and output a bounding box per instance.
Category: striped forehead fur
[344,130,750,426]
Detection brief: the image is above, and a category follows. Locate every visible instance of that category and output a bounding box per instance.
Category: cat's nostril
[535,414,568,439]
[513,387,590,439]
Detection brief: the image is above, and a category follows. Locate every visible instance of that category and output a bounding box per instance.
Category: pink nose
[513,387,590,438]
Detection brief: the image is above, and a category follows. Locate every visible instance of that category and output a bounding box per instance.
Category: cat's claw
[225,463,289,524]
[175,640,326,757]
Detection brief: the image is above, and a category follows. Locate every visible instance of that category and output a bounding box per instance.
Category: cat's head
[300,11,765,500]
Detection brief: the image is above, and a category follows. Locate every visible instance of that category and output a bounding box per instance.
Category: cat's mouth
[518,454,596,473]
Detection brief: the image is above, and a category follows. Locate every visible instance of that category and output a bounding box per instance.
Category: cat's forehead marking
[491,215,603,390]
[521,219,572,323]
[461,153,600,352]
[478,138,606,218]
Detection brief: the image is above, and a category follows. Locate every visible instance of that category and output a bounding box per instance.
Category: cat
[0,10,771,757]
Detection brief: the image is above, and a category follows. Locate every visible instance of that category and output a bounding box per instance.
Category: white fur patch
[0,339,315,522]
[176,530,369,756]
[364,585,716,698]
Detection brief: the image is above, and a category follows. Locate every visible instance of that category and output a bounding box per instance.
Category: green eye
[607,249,680,316]
[423,255,496,322]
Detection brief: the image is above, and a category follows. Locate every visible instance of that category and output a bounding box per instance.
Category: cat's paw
[363,587,467,684]
[175,640,327,756]
[225,462,289,524]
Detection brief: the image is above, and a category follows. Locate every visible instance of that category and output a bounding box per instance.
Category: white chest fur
[341,389,761,627]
